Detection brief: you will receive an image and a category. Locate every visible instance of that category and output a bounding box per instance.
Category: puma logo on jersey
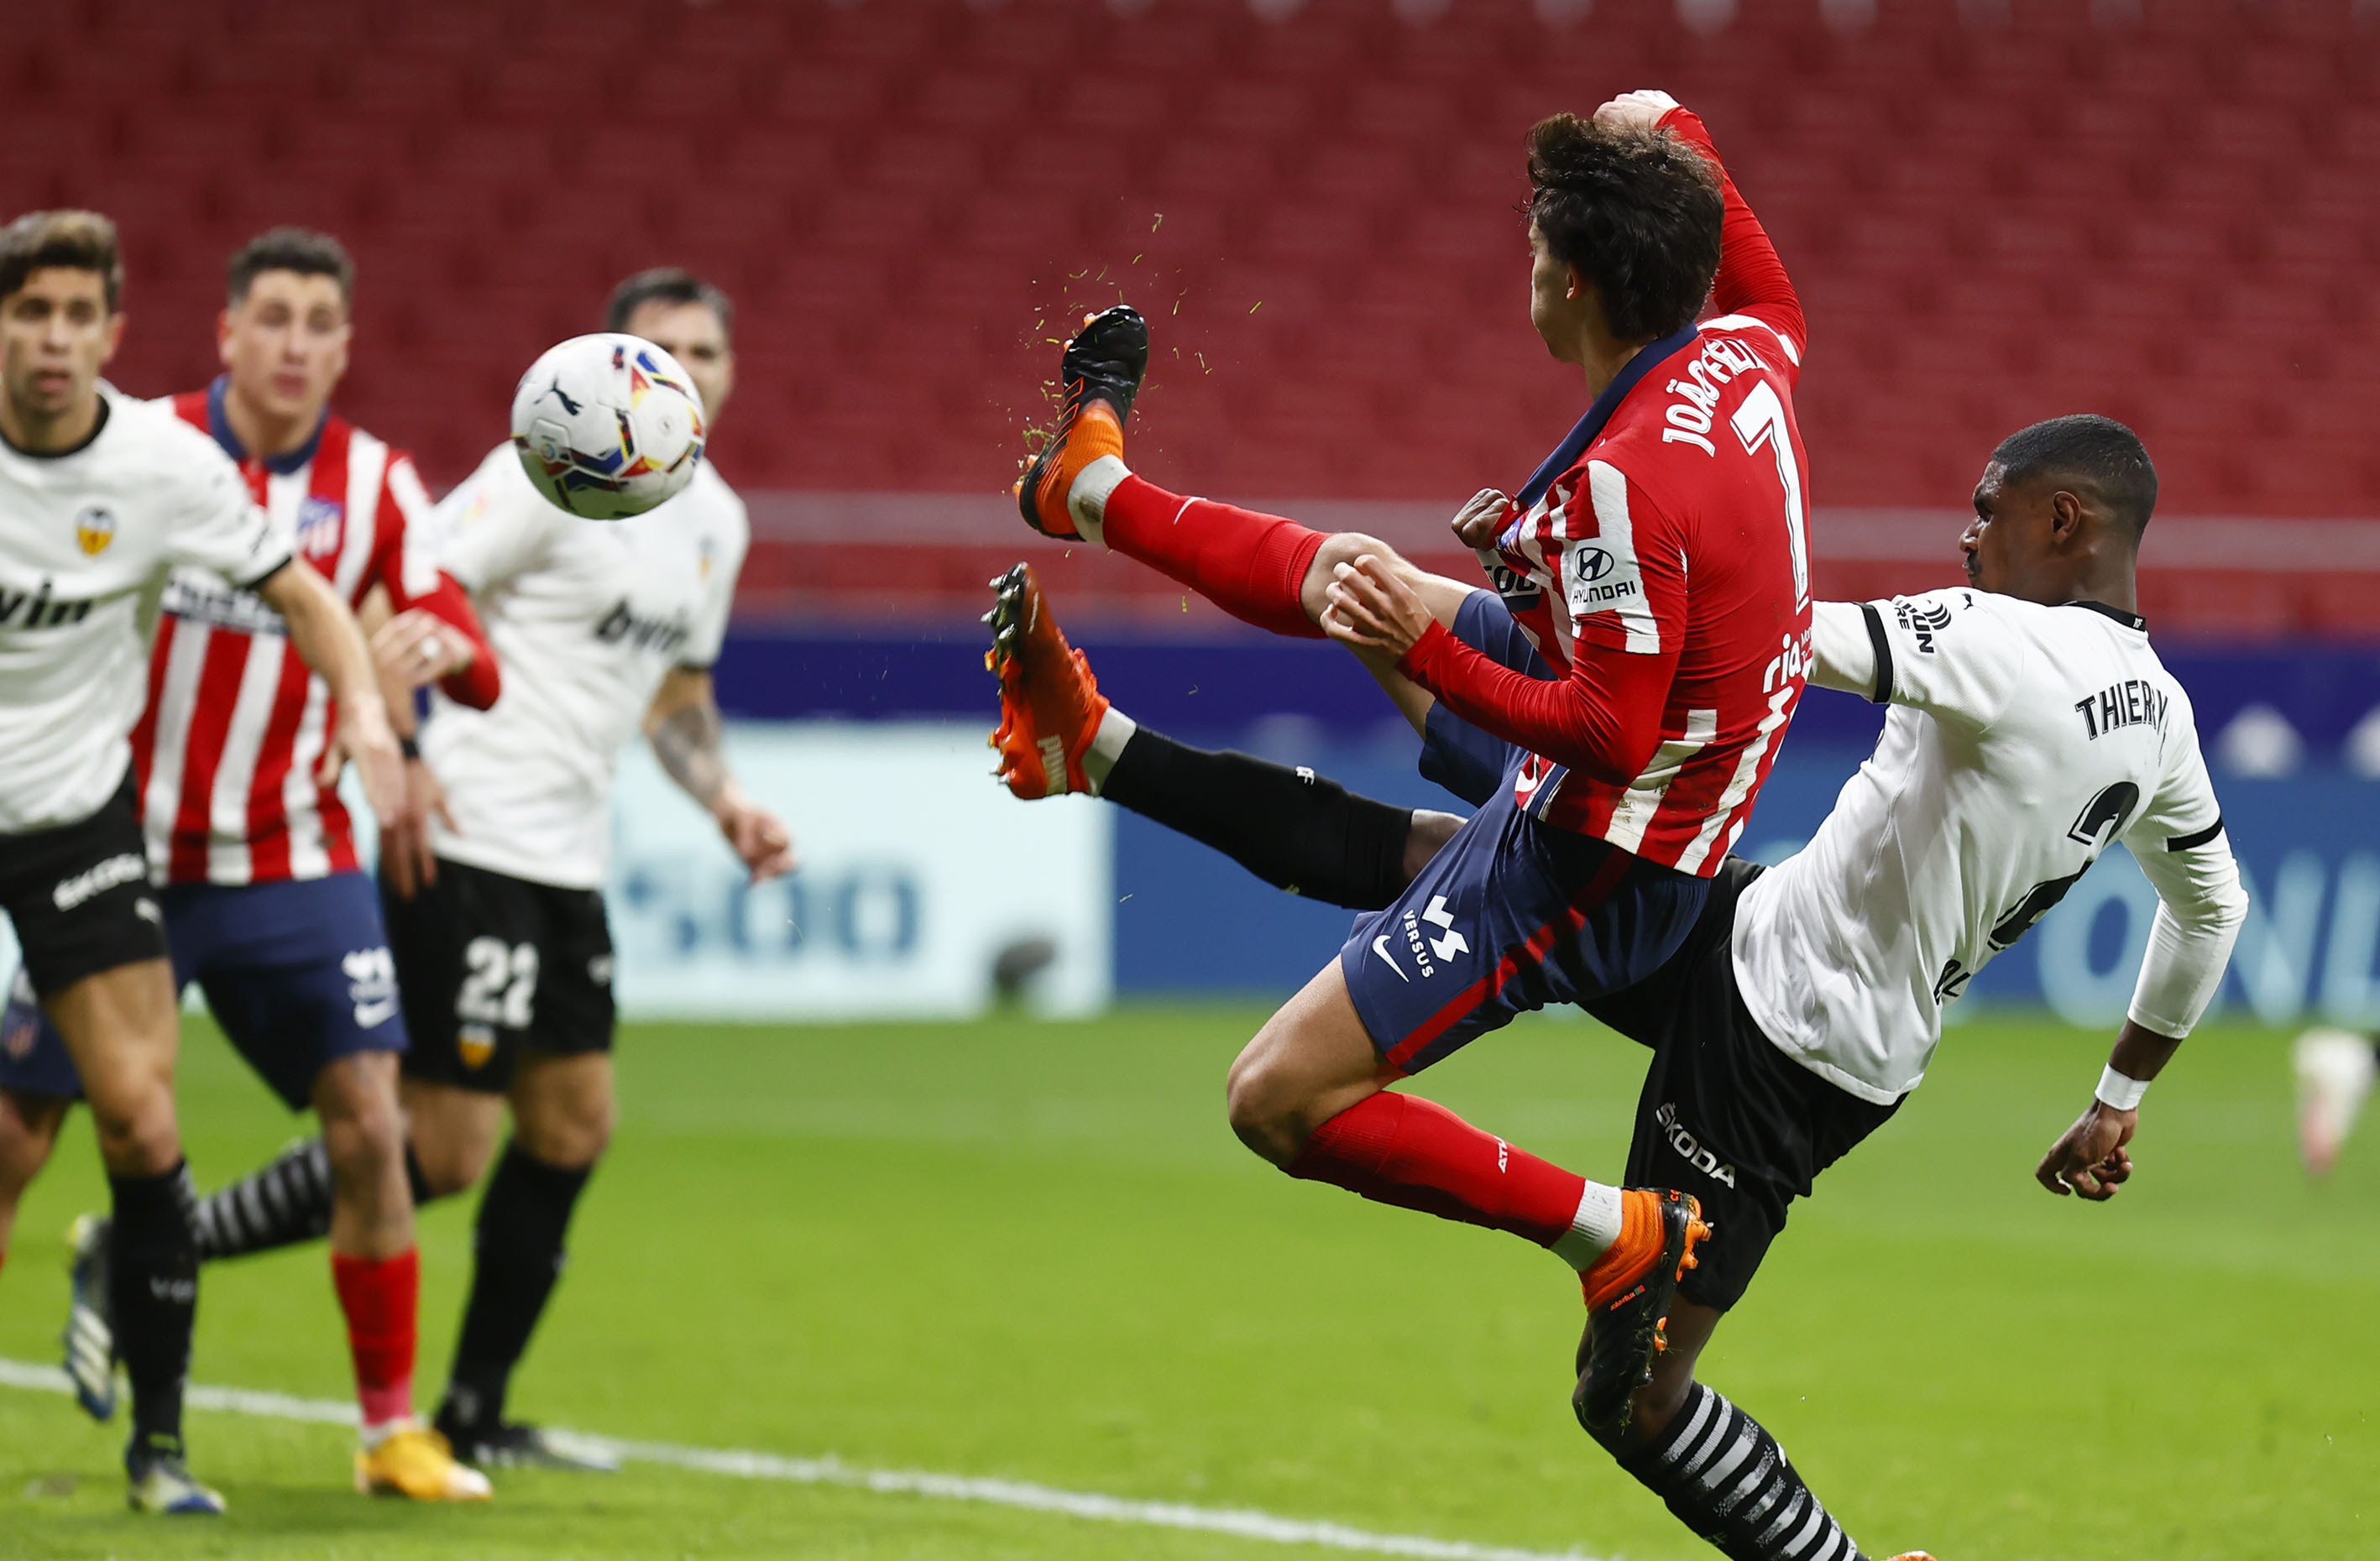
[594,598,691,655]
[2075,678,2169,739]
[0,579,96,629]
[1895,599,1954,653]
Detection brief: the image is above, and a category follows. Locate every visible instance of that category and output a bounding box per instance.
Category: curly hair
[1526,114,1723,342]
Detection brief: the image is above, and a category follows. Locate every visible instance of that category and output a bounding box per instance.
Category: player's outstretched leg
[187,1135,445,1260]
[988,564,1446,906]
[2293,1026,2376,1176]
[1012,307,1328,640]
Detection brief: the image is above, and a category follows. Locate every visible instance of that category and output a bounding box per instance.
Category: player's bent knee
[1223,1047,1311,1168]
[86,1087,180,1176]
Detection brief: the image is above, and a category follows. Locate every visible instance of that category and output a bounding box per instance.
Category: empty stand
[0,0,2372,635]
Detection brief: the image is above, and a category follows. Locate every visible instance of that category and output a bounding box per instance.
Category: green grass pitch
[0,1005,2372,1559]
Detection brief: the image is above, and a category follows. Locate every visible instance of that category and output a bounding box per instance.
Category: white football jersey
[421,444,747,889]
[1733,589,2243,1104]
[0,389,290,833]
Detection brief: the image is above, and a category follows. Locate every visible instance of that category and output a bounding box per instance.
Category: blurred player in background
[993,414,2246,1561]
[2294,1026,2377,1174]
[1019,92,1807,1442]
[165,268,795,1471]
[0,227,498,1501]
[0,211,403,1514]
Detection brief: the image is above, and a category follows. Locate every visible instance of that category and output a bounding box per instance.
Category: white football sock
[1550,1181,1625,1271]
[1082,707,1136,796]
[1067,454,1130,547]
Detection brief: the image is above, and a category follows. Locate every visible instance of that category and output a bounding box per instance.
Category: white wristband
[2095,1065,2150,1112]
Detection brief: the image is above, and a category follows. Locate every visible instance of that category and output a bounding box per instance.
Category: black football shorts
[0,773,169,999]
[382,856,616,1095]
[1585,857,1904,1313]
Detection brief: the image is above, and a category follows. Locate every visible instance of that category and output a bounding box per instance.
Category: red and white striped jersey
[1485,311,1812,874]
[1400,103,1811,878]
[131,381,447,885]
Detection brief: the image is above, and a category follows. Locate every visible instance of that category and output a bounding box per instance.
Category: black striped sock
[190,1139,336,1261]
[1619,1383,1863,1561]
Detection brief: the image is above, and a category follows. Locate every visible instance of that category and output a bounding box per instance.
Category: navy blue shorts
[1339,590,1709,1073]
[0,873,406,1110]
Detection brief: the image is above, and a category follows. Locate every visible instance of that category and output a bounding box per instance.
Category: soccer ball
[510,333,707,519]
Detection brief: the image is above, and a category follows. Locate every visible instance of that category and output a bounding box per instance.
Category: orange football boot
[1016,305,1148,539]
[1572,1188,1713,1434]
[986,563,1112,799]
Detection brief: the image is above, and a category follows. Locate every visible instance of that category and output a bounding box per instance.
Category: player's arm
[645,666,796,883]
[253,557,405,826]
[1595,91,1807,369]
[357,584,452,901]
[2035,734,2247,1200]
[1808,591,2025,732]
[366,455,502,708]
[1321,477,1685,788]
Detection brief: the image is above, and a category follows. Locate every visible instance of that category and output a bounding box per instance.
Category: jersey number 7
[1730,380,1810,608]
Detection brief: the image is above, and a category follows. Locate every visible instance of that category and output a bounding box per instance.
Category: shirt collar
[1511,323,1701,511]
[2066,599,2147,632]
[207,375,328,476]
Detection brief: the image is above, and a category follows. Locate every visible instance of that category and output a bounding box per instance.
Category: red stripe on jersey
[166,627,254,884]
[241,643,316,882]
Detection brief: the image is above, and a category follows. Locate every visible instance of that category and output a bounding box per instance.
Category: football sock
[1094,474,1326,640]
[443,1142,591,1428]
[190,1137,332,1259]
[1100,728,1416,910]
[192,1140,443,1261]
[1289,1091,1592,1250]
[332,1246,419,1433]
[1615,1383,1864,1561]
[1081,707,1137,794]
[109,1162,198,1454]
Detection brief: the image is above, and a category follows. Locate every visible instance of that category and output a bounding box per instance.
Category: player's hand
[372,608,475,691]
[1593,90,1683,133]
[1449,488,1515,551]
[715,791,798,883]
[322,693,407,829]
[1320,556,1435,660]
[2035,1101,2137,1201]
[379,757,455,901]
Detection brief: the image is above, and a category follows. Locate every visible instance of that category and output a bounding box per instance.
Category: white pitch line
[0,1357,1601,1561]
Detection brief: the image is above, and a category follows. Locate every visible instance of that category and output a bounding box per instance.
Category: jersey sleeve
[167,434,291,588]
[1814,589,2026,733]
[371,453,502,710]
[1397,462,1685,786]
[2121,723,2248,1038]
[1658,103,1806,380]
[678,491,749,671]
[433,447,558,595]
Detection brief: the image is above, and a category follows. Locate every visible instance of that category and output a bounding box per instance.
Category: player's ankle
[1068,452,1130,545]
[1551,1181,1627,1271]
[1082,706,1137,795]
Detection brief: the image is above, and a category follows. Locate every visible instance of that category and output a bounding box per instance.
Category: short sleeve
[678,491,748,670]
[1847,588,2026,732]
[2122,713,2227,859]
[433,446,559,594]
[1558,459,1687,661]
[168,436,290,588]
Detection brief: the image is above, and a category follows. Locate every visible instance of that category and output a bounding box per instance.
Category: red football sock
[332,1246,419,1429]
[1099,474,1326,640]
[1288,1091,1587,1247]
